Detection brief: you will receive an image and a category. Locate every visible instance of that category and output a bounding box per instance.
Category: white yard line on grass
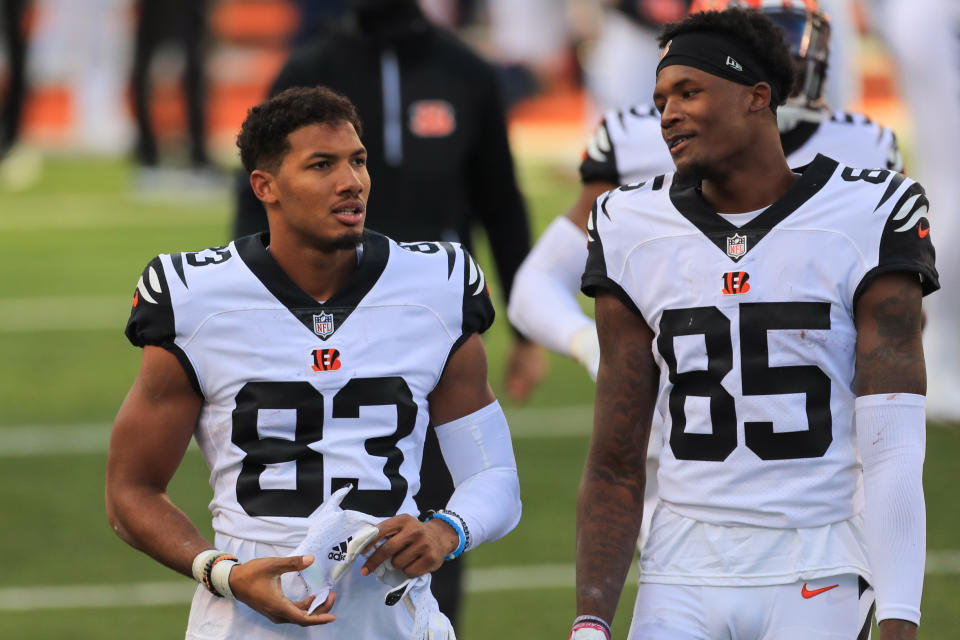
[0,408,594,457]
[3,556,959,611]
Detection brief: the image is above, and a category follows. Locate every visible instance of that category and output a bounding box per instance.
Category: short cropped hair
[659,8,795,108]
[236,86,363,173]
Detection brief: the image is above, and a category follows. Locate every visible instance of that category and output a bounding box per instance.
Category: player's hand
[229,555,337,626]
[504,337,548,402]
[359,515,458,578]
[877,619,918,640]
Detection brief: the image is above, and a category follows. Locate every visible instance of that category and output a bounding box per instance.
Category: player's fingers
[276,554,314,574]
[396,553,435,578]
[361,532,413,576]
[275,595,336,626]
[291,595,315,611]
[387,540,429,574]
[360,516,405,553]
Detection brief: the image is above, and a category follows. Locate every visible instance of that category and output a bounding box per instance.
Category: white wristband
[210,558,238,600]
[191,549,221,584]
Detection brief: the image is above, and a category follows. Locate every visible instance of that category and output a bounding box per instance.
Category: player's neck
[700,147,796,214]
[268,235,360,302]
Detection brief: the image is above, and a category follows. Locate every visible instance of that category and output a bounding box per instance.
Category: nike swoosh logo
[801,583,839,599]
[918,224,930,238]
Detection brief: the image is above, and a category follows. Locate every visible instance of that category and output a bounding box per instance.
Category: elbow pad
[508,216,594,356]
[434,401,521,549]
[856,393,926,625]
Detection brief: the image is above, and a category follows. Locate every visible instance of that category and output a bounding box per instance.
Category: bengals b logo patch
[311,349,342,371]
[409,100,456,137]
[721,271,750,295]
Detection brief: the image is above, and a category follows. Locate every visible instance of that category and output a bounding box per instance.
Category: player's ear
[250,169,279,205]
[748,82,772,113]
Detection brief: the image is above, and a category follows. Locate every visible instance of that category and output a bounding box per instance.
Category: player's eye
[352,156,367,167]
[310,160,330,169]
[682,89,700,99]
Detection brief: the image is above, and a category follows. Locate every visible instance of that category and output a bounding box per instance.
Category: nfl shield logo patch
[313,312,335,338]
[726,233,747,258]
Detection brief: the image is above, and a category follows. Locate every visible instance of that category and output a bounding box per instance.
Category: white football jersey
[582,155,937,530]
[126,231,494,548]
[580,105,903,186]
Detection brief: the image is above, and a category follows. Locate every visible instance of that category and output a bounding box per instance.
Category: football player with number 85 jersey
[572,8,935,640]
[106,86,521,639]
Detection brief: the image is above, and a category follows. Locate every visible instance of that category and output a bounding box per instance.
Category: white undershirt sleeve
[434,400,521,550]
[507,216,598,377]
[855,393,926,625]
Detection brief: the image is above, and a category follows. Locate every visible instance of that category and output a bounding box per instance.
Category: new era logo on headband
[725,56,743,71]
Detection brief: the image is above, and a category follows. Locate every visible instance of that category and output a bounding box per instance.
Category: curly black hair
[236,86,363,173]
[659,8,795,108]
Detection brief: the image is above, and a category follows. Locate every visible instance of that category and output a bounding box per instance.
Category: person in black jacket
[233,0,541,628]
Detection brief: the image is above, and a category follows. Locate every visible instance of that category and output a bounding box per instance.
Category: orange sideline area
[7,0,905,164]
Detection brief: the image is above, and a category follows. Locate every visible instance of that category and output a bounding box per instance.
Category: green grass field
[1,157,957,638]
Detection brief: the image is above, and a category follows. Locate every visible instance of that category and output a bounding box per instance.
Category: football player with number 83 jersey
[572,8,936,640]
[106,86,521,639]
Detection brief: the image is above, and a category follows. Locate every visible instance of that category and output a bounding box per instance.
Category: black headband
[656,31,782,107]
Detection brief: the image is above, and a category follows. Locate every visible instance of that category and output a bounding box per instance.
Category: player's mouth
[666,133,695,155]
[332,200,365,225]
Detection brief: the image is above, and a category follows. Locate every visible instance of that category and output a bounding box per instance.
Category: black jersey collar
[780,120,821,159]
[235,230,390,340]
[669,153,838,263]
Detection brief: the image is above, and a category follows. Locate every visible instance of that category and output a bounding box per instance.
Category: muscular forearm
[576,293,658,623]
[575,457,646,622]
[107,486,212,578]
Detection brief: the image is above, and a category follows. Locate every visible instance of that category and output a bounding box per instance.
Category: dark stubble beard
[676,159,725,185]
[315,230,364,253]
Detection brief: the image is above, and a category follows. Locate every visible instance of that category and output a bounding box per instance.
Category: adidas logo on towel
[726,56,743,71]
[328,536,353,561]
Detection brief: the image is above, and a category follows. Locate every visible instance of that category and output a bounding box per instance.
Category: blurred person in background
[584,0,690,113]
[509,0,904,545]
[0,0,28,160]
[868,0,960,422]
[233,0,542,627]
[131,0,218,187]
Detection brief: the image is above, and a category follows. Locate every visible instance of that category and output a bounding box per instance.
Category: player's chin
[315,229,363,252]
[675,158,720,184]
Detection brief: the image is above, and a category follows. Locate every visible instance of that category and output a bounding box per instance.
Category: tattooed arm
[854,272,926,640]
[855,272,925,396]
[575,291,659,623]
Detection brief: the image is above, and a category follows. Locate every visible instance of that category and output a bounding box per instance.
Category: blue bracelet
[427,512,466,561]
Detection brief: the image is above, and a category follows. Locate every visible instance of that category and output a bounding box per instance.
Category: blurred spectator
[233,0,543,626]
[0,0,28,159]
[868,0,960,421]
[289,0,349,47]
[131,0,212,172]
[584,0,689,112]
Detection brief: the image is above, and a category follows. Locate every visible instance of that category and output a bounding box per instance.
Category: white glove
[291,484,380,613]
[372,556,455,640]
[569,324,600,381]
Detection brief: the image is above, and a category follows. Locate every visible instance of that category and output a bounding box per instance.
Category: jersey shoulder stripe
[394,239,495,339]
[580,103,663,185]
